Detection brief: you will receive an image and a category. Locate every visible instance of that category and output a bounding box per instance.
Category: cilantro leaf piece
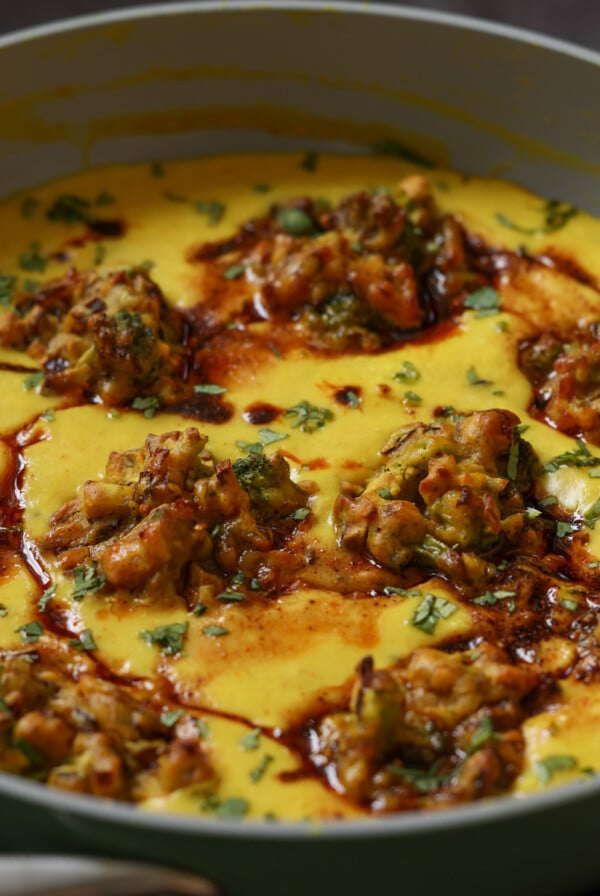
[240,727,261,750]
[69,628,97,651]
[194,383,228,395]
[16,621,43,644]
[371,139,435,168]
[464,287,500,316]
[223,264,245,281]
[393,361,420,384]
[410,594,457,634]
[140,622,188,655]
[284,400,334,433]
[194,200,226,225]
[23,371,44,391]
[277,207,317,237]
[250,754,274,782]
[544,440,600,473]
[202,625,229,637]
[131,395,160,418]
[161,709,184,728]
[534,754,577,784]
[72,562,106,600]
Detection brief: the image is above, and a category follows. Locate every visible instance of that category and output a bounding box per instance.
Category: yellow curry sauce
[0,153,600,819]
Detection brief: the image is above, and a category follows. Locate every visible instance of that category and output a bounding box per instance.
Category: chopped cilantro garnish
[223,264,245,280]
[371,138,435,168]
[540,495,558,507]
[467,366,492,386]
[161,709,184,728]
[216,797,249,818]
[496,200,577,236]
[403,390,422,406]
[47,194,91,224]
[40,408,55,423]
[69,628,97,652]
[378,488,394,500]
[284,400,333,433]
[556,521,575,538]
[277,207,317,237]
[411,594,457,634]
[393,361,420,384]
[383,586,423,597]
[94,244,106,265]
[38,584,56,613]
[0,274,16,306]
[344,390,360,409]
[544,440,600,473]
[534,754,577,784]
[131,395,160,418]
[23,371,44,391]
[216,591,245,602]
[250,754,274,782]
[464,286,500,316]
[140,622,188,655]
[194,383,228,395]
[240,727,261,750]
[560,598,579,612]
[194,200,225,225]
[293,507,310,520]
[389,764,444,792]
[258,428,288,446]
[72,562,106,600]
[473,589,517,613]
[584,499,600,529]
[18,241,47,273]
[525,506,542,520]
[192,602,207,616]
[507,439,520,481]
[469,716,499,752]
[203,625,229,637]
[16,621,43,644]
[196,719,211,738]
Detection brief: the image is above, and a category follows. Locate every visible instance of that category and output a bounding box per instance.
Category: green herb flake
[40,408,55,423]
[378,488,394,500]
[194,383,228,395]
[496,200,577,236]
[258,428,288,446]
[388,764,444,792]
[16,621,43,644]
[403,390,422,406]
[393,361,420,384]
[525,506,542,520]
[544,440,600,473]
[534,754,577,785]
[561,598,579,612]
[20,197,39,218]
[0,273,16,306]
[196,719,211,738]
[72,562,106,600]
[216,591,245,603]
[383,586,423,597]
[194,200,226,225]
[473,589,517,613]
[540,495,558,507]
[47,194,91,225]
[13,736,44,766]
[38,584,56,613]
[223,264,245,281]
[19,241,47,273]
[345,390,360,409]
[23,280,41,295]
[277,207,317,237]
[410,594,457,635]
[469,716,499,752]
[192,602,207,616]
[556,521,575,538]
[250,578,261,591]
[464,286,500,316]
[250,754,274,783]
[284,400,334,433]
[203,625,229,637]
[467,366,492,386]
[69,628,97,652]
[371,138,435,168]
[93,244,107,265]
[293,507,310,521]
[216,797,249,818]
[131,395,160,418]
[23,371,44,391]
[94,191,115,206]
[161,708,184,728]
[300,150,318,171]
[140,622,188,656]
[507,439,520,482]
[584,499,600,529]
[240,727,261,750]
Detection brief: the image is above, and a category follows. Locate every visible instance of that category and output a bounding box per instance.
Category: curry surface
[1,153,600,819]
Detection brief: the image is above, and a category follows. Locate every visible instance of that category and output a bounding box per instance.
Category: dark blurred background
[1,0,599,51]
